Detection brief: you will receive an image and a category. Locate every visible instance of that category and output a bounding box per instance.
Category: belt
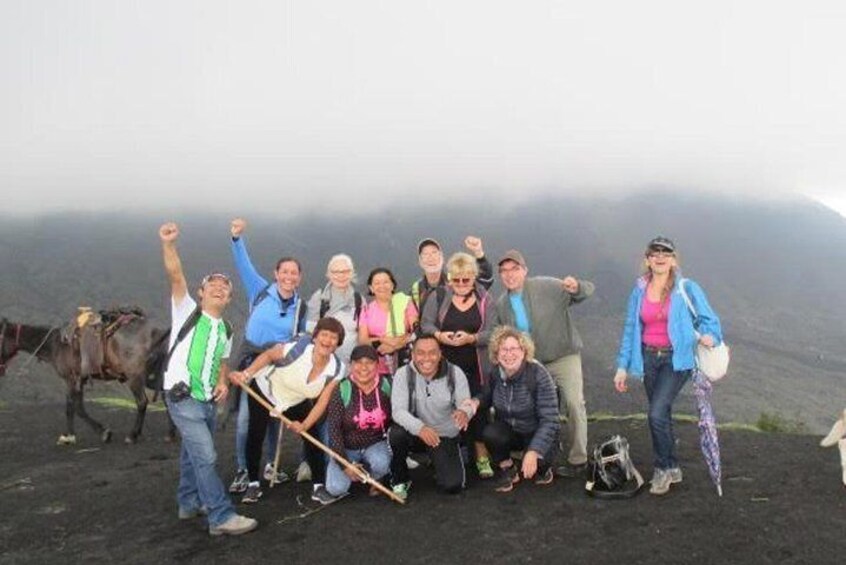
[643,345,673,356]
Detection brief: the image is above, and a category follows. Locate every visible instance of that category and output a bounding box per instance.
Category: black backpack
[319,290,363,321]
[145,307,233,391]
[584,435,645,499]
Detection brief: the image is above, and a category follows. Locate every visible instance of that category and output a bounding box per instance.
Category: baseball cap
[417,238,442,255]
[350,344,379,362]
[647,236,676,253]
[497,249,527,268]
[200,272,233,288]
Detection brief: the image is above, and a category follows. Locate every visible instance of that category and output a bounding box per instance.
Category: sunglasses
[451,277,474,285]
[647,249,675,258]
[201,273,232,287]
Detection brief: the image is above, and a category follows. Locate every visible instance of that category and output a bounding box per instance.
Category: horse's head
[0,319,23,376]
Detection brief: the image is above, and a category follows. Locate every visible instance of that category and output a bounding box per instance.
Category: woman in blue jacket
[613,236,723,495]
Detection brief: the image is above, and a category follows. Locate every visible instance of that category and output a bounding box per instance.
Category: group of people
[158,220,724,536]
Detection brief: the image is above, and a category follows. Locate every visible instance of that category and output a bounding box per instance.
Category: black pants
[388,426,465,494]
[482,420,555,473]
[245,380,325,484]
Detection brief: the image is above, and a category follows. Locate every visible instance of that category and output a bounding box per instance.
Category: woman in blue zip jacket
[613,236,723,495]
[470,326,560,492]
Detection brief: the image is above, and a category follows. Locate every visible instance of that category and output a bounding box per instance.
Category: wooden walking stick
[238,382,406,504]
[269,422,285,488]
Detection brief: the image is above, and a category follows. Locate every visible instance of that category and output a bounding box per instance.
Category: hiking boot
[263,463,290,484]
[476,456,494,479]
[178,505,208,520]
[534,467,554,486]
[311,485,347,505]
[296,461,312,482]
[555,462,587,479]
[209,514,258,536]
[649,469,672,495]
[391,481,411,502]
[494,465,520,493]
[229,469,249,494]
[668,467,683,484]
[241,482,263,504]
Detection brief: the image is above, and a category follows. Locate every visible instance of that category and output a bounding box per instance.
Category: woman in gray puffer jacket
[472,326,560,492]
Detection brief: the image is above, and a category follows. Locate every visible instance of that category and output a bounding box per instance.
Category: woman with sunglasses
[613,236,723,495]
[420,252,495,479]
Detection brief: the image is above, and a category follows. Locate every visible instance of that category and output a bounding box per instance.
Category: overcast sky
[2,1,844,216]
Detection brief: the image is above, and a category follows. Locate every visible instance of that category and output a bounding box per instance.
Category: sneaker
[263,463,290,484]
[555,462,588,479]
[241,482,263,504]
[649,469,672,495]
[668,467,683,484]
[296,461,312,483]
[494,465,520,493]
[476,457,494,479]
[534,467,554,485]
[311,485,347,505]
[208,514,258,536]
[391,481,411,502]
[178,505,208,520]
[228,469,249,494]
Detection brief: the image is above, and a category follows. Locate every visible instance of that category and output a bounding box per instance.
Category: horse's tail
[145,327,171,393]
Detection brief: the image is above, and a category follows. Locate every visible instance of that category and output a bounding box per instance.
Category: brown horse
[0,315,169,445]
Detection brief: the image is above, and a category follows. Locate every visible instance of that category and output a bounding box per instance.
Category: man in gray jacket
[389,334,473,500]
[492,249,594,477]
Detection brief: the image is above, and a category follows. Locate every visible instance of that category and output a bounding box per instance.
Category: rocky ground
[1,400,844,565]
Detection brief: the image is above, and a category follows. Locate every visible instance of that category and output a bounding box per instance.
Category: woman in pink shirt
[357,268,418,377]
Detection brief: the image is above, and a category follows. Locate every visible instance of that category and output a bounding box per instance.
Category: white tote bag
[678,279,730,382]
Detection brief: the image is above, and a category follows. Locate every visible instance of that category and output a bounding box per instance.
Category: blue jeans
[166,396,235,527]
[234,388,279,471]
[325,440,391,497]
[642,348,691,470]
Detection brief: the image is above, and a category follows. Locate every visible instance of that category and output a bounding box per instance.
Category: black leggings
[482,420,555,473]
[245,380,325,484]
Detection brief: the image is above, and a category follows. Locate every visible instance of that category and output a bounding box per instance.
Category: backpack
[145,307,234,391]
[319,290,364,321]
[272,334,343,379]
[252,283,308,332]
[584,435,645,499]
[405,361,456,417]
[338,375,392,407]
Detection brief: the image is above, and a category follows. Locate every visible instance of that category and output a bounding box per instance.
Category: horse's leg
[125,376,148,444]
[57,390,78,446]
[74,387,112,443]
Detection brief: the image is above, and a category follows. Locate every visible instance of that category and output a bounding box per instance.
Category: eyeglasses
[647,249,675,258]
[330,269,352,275]
[450,277,473,285]
[499,346,523,354]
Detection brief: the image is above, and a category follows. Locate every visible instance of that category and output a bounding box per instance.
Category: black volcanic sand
[0,403,844,565]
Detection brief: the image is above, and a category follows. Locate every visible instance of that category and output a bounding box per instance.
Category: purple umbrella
[693,370,723,496]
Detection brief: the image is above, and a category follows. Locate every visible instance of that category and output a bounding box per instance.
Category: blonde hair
[488,326,536,364]
[446,252,479,281]
[640,250,681,301]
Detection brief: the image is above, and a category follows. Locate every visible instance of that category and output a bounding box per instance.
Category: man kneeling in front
[389,334,474,500]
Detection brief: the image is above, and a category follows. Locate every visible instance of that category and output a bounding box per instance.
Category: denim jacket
[616,275,723,378]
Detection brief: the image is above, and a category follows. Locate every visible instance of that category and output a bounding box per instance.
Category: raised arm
[159,222,188,302]
[465,236,494,289]
[230,217,269,301]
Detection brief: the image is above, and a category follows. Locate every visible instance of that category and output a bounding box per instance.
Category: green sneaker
[392,481,411,502]
[476,457,494,479]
